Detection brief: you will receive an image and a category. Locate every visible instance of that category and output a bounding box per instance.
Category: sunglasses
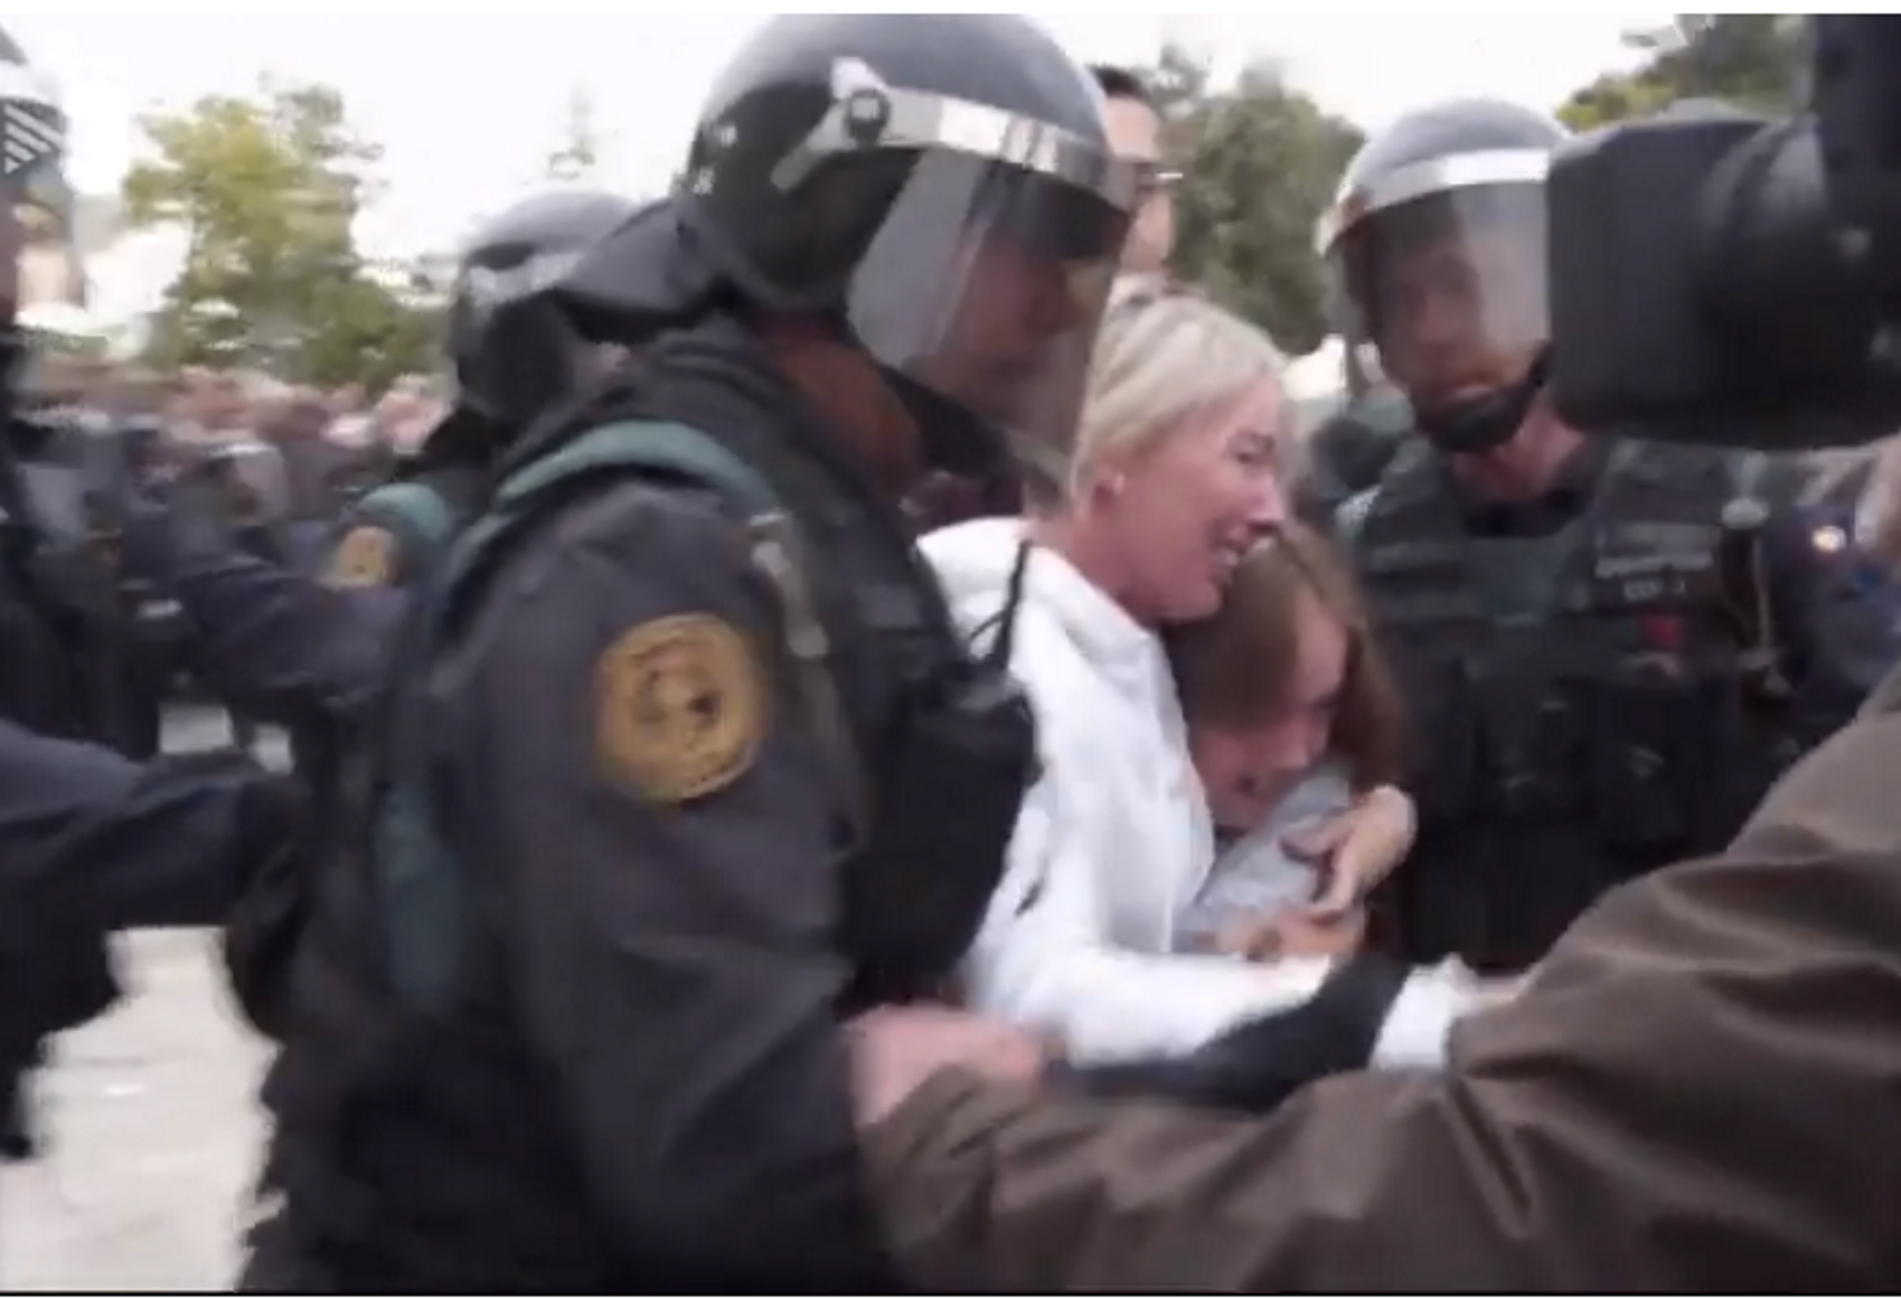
[1133,163,1183,200]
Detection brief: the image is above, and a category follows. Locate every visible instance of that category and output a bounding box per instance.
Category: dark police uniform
[0,407,143,1158]
[314,188,643,601]
[216,191,642,1039]
[0,24,290,1159]
[1344,435,1888,970]
[0,718,303,1162]
[1320,99,1891,972]
[0,31,134,1159]
[243,14,1138,1290]
[0,720,299,947]
[1297,386,1411,531]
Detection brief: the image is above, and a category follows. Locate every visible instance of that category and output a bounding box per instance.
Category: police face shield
[1323,152,1549,450]
[785,78,1137,478]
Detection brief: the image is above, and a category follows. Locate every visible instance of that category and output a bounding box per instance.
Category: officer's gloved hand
[1052,951,1413,1115]
[219,772,315,1042]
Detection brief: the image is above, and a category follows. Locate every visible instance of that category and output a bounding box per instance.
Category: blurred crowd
[33,356,448,526]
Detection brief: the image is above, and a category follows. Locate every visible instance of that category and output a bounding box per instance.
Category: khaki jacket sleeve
[864,691,1901,1292]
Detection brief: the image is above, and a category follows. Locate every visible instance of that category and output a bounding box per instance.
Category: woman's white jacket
[921,518,1472,1067]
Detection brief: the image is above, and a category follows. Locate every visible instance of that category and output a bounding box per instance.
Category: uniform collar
[1447,437,1616,536]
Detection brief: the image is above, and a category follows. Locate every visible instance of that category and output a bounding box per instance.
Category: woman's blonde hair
[1033,275,1288,507]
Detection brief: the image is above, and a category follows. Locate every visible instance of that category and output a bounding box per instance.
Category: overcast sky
[11,8,1663,260]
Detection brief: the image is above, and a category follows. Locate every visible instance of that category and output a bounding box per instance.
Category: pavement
[1,709,287,1292]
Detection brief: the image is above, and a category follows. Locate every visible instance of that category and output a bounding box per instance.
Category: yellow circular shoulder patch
[323,526,396,590]
[595,614,766,805]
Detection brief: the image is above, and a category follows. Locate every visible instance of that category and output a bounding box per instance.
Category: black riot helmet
[444,187,638,432]
[0,27,83,391]
[1318,99,1567,455]
[557,14,1140,478]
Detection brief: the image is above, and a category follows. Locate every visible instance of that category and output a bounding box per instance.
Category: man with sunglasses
[1092,64,1180,275]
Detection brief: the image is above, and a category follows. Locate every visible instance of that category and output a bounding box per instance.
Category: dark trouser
[0,940,121,1163]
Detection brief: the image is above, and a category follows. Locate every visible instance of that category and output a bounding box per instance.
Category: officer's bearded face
[1372,224,1544,418]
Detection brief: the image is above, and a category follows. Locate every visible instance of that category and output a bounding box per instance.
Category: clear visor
[775,65,1137,475]
[844,150,1128,464]
[1328,180,1547,417]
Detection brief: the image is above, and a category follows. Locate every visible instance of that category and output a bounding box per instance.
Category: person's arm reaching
[119,500,405,727]
[852,693,1901,1291]
[0,719,300,942]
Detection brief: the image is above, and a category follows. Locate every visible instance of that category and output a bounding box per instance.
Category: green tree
[1152,48,1364,354]
[545,87,602,182]
[120,77,435,385]
[1559,15,1805,131]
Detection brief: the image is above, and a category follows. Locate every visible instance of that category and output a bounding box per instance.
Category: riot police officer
[244,14,1137,1289]
[1323,99,1891,973]
[0,22,267,1159]
[0,25,128,1160]
[131,189,643,737]
[103,191,640,1040]
[315,187,640,596]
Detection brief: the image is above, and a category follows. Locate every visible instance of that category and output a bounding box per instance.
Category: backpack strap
[358,481,458,550]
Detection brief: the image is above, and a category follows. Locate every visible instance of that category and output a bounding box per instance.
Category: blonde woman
[923,276,1484,1068]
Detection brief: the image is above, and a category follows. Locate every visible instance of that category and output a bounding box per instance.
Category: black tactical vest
[0,419,131,1131]
[1351,441,1789,969]
[264,324,1036,1290]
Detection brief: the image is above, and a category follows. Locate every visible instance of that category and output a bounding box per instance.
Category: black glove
[220,775,315,1041]
[1054,951,1412,1115]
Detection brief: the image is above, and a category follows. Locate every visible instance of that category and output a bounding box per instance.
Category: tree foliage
[1143,47,1363,354]
[1558,15,1805,131]
[120,77,436,390]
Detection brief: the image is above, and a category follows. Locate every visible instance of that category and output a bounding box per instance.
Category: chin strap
[1418,346,1552,455]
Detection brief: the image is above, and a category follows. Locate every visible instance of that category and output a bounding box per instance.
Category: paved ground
[2,709,286,1292]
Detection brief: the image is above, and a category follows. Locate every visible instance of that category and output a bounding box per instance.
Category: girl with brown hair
[1170,522,1415,960]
